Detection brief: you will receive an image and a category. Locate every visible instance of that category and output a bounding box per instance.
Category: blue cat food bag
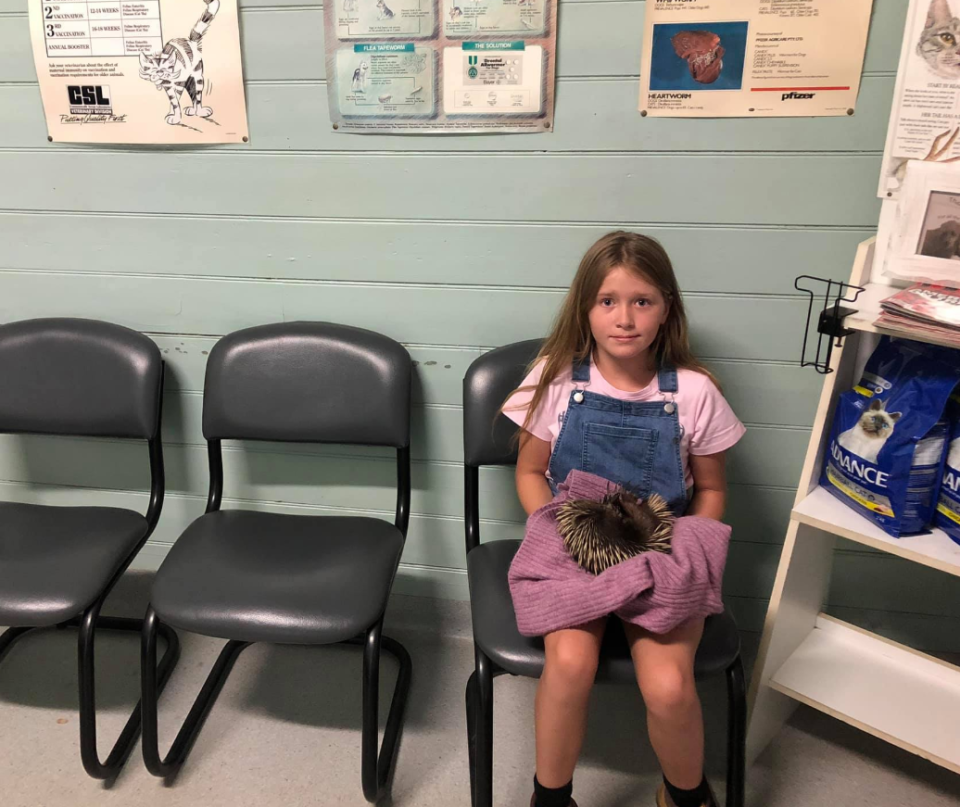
[821,337,960,537]
[936,398,960,546]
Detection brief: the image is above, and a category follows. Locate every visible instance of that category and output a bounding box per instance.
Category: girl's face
[587,266,669,365]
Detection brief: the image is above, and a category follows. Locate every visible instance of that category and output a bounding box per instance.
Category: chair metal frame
[140,438,413,802]
[462,460,747,807]
[0,364,180,780]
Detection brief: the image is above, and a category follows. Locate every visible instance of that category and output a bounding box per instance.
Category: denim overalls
[547,355,688,516]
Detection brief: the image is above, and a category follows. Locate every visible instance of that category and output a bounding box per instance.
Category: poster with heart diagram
[638,0,874,118]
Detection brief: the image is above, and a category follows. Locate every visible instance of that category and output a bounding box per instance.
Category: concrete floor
[2,572,959,807]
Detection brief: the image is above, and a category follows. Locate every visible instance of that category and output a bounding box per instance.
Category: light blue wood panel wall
[3,0,956,650]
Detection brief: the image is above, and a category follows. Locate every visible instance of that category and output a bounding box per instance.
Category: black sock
[664,775,711,807]
[534,775,573,807]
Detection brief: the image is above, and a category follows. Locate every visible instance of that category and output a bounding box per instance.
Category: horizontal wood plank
[0,152,883,227]
[0,212,867,294]
[0,271,809,361]
[152,391,806,478]
[147,337,818,424]
[0,427,801,521]
[0,77,895,153]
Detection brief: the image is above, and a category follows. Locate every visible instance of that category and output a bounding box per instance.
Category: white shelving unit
[793,487,960,577]
[745,238,960,776]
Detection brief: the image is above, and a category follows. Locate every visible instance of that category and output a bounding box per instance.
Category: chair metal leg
[474,648,495,807]
[725,656,747,807]
[141,606,249,779]
[76,609,181,780]
[356,620,412,803]
[0,626,32,665]
[1,614,179,781]
[465,670,479,807]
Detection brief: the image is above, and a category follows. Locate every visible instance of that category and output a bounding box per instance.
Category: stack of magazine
[877,283,960,346]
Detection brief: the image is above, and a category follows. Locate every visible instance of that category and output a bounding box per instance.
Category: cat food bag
[821,336,960,537]
[935,398,960,546]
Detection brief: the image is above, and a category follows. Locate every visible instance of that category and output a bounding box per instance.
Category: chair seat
[151,509,404,645]
[0,501,148,627]
[467,539,741,680]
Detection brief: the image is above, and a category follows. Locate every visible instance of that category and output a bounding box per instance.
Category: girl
[503,232,745,807]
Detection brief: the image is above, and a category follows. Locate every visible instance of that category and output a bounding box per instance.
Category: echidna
[556,490,674,575]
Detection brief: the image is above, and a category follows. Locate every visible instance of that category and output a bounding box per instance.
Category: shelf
[769,615,960,775]
[844,281,960,350]
[792,487,960,577]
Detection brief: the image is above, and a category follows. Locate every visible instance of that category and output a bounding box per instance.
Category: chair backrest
[0,318,162,439]
[202,322,411,448]
[463,339,543,468]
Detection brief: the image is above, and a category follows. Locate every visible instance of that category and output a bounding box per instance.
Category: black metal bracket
[795,275,865,374]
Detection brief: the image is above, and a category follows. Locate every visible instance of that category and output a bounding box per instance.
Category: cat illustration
[837,399,902,464]
[918,0,960,79]
[343,0,358,10]
[377,0,395,19]
[352,60,369,92]
[138,0,219,126]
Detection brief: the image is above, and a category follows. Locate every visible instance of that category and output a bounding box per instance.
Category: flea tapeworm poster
[639,0,874,118]
[29,0,249,144]
[323,0,558,134]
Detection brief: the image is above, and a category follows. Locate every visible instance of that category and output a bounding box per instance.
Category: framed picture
[887,161,960,284]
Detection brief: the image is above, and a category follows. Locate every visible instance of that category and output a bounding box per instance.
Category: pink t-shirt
[504,360,746,489]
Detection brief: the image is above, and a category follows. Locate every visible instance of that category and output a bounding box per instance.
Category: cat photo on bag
[837,399,902,464]
[822,336,960,537]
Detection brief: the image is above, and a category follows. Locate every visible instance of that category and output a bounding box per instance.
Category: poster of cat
[878,0,960,199]
[28,0,249,144]
[638,0,873,118]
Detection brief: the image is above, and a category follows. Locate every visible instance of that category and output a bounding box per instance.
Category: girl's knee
[544,638,600,692]
[638,664,697,715]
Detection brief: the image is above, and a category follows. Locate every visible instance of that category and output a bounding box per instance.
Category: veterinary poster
[638,0,873,118]
[29,0,249,144]
[878,0,960,199]
[323,0,557,134]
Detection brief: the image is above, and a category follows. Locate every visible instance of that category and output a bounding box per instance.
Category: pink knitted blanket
[508,470,730,637]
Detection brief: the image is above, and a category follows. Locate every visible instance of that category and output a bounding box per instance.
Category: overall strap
[572,354,591,383]
[658,363,678,394]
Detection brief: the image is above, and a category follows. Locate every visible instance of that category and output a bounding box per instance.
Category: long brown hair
[505,231,718,436]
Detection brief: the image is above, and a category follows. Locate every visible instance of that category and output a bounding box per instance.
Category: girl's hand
[688,451,727,520]
[516,430,554,515]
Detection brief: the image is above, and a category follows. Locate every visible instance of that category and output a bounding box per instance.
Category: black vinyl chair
[462,340,746,807]
[0,318,179,779]
[140,322,413,803]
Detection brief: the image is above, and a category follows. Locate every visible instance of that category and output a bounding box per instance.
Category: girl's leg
[535,617,607,788]
[623,618,706,789]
